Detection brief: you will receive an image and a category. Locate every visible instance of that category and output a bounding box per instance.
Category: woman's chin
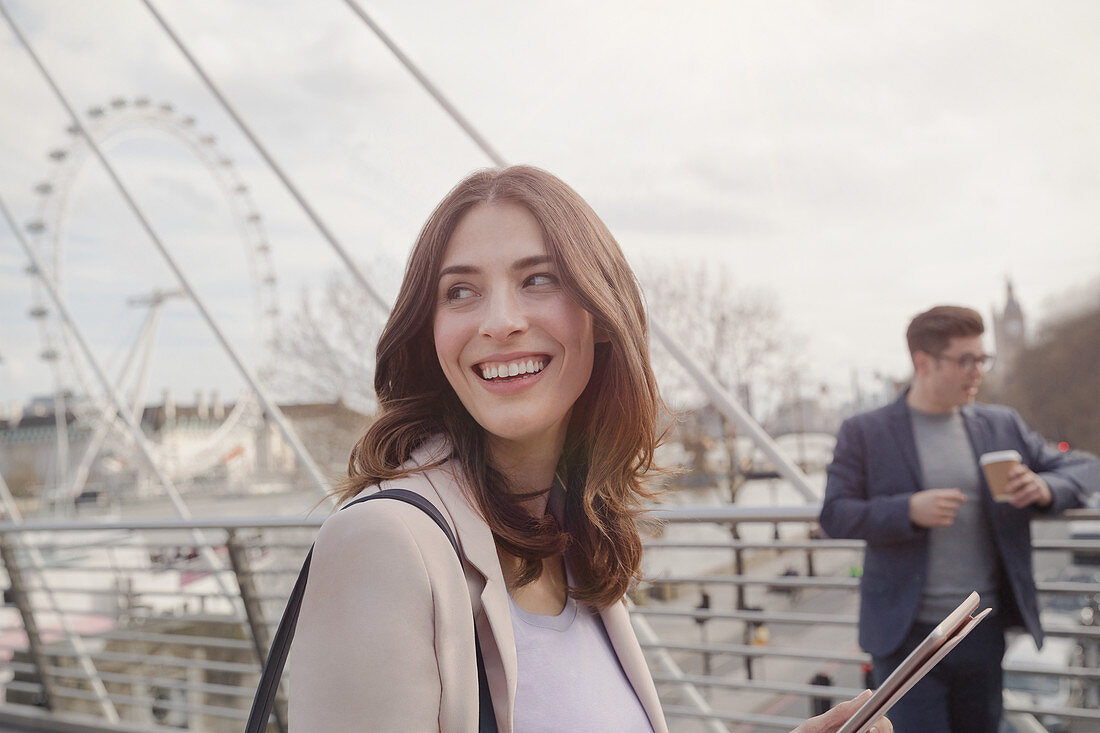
[478,416,569,453]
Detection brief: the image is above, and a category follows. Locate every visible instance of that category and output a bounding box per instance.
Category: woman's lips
[471,356,552,395]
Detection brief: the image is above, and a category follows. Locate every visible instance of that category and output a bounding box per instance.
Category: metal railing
[0,515,321,732]
[639,504,1100,732]
[0,506,1097,732]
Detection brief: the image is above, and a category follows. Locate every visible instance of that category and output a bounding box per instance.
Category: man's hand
[790,689,893,733]
[1002,464,1052,508]
[909,489,966,528]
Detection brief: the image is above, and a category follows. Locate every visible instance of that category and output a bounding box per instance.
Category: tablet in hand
[837,592,990,733]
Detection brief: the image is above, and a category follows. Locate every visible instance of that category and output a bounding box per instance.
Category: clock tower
[992,279,1026,374]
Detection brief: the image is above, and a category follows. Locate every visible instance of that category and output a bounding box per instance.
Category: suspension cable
[340,0,507,167]
[141,0,391,314]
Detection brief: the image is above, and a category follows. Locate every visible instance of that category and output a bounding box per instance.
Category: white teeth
[478,358,547,380]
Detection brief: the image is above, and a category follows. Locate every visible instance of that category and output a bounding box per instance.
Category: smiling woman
[286,165,891,733]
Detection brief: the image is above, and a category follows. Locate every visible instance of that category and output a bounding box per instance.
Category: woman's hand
[790,690,893,733]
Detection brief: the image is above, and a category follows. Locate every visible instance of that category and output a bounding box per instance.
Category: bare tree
[997,300,1100,455]
[270,260,398,414]
[641,259,791,412]
[639,259,794,488]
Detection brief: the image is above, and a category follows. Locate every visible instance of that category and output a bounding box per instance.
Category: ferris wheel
[22,96,280,498]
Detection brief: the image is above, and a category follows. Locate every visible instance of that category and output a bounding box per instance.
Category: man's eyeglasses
[934,353,996,373]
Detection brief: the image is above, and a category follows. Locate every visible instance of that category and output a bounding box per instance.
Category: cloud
[1,0,1098,408]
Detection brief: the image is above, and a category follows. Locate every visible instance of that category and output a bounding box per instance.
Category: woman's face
[433,201,596,456]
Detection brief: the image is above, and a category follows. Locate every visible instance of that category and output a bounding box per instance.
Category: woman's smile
[474,354,550,382]
[468,355,551,399]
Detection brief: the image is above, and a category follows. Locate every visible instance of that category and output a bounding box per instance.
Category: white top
[508,590,654,733]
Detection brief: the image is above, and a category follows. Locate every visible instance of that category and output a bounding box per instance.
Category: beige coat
[289,437,667,732]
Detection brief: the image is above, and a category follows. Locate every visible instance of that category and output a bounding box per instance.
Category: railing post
[730,524,754,681]
[730,525,745,611]
[0,535,57,709]
[226,529,287,733]
[694,587,712,682]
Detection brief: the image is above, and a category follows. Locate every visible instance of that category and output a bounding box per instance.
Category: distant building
[765,396,840,437]
[992,279,1027,377]
[0,392,370,506]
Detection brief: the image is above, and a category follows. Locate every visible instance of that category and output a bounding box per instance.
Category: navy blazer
[819,392,1093,658]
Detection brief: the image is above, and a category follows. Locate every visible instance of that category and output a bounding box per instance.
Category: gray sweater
[910,406,1000,622]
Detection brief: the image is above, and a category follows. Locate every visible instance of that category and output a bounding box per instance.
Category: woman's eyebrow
[511,255,551,271]
[438,255,551,280]
[438,264,477,279]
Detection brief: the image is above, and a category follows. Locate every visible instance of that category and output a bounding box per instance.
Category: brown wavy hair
[341,165,662,607]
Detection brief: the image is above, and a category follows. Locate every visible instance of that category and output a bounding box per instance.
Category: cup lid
[979,449,1022,465]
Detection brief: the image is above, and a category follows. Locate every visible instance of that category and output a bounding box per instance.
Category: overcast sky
[1,0,1098,413]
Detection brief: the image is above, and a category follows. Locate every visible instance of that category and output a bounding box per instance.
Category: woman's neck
[488,432,565,517]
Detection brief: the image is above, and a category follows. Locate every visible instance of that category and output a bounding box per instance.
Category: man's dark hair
[906,305,984,357]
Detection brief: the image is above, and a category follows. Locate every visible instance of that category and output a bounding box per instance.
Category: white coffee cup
[979,450,1022,502]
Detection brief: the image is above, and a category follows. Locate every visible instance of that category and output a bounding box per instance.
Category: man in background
[819,305,1097,732]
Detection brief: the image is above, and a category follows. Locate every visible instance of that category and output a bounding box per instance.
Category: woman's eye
[525,273,557,288]
[445,285,476,301]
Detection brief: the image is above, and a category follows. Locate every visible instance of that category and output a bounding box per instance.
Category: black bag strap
[247,489,498,732]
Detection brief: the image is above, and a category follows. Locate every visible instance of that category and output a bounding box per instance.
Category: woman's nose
[480,291,527,341]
